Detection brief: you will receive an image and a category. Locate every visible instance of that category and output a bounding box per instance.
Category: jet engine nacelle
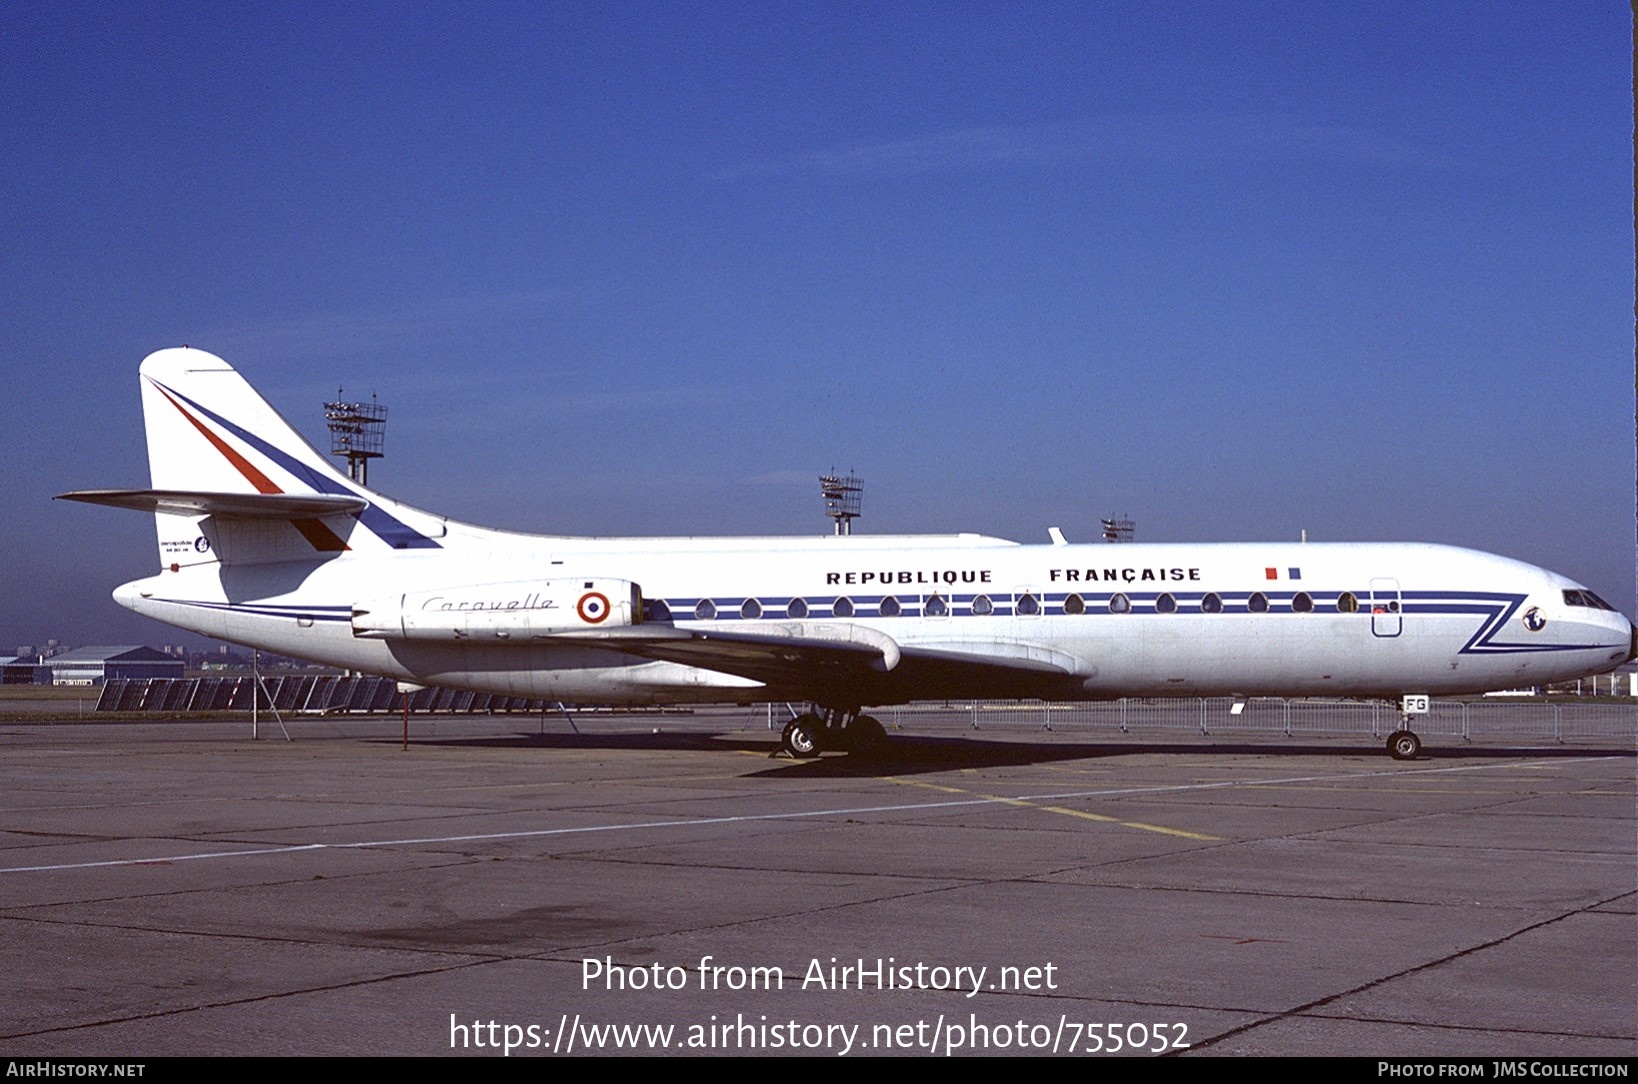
[352,578,642,641]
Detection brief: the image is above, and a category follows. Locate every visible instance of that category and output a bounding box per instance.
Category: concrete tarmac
[1,710,1632,1057]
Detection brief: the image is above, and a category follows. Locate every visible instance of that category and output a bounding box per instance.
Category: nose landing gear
[1386,694,1429,760]
[1385,728,1422,760]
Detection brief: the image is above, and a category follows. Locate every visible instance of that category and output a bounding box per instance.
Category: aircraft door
[1370,578,1402,637]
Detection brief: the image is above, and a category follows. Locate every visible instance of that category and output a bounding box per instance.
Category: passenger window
[1201,593,1222,614]
[1109,593,1131,614]
[740,598,762,619]
[1336,592,1358,613]
[833,597,854,618]
[971,594,993,616]
[1155,593,1176,614]
[787,597,808,619]
[694,599,717,621]
[1292,592,1313,613]
[1247,592,1269,613]
[924,594,948,617]
[879,596,900,617]
[1016,592,1039,616]
[1063,593,1085,615]
[644,598,672,622]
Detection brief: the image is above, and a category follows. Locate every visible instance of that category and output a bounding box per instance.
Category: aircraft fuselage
[116,533,1633,706]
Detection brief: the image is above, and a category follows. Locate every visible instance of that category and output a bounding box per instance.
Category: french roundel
[576,591,611,624]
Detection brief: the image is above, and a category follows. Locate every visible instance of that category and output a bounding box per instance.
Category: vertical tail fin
[60,347,446,567]
[140,347,352,498]
[140,348,358,565]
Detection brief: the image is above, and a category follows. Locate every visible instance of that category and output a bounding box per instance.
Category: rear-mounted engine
[351,578,642,640]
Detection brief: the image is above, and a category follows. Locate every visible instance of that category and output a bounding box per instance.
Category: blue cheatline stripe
[649,590,1613,655]
[158,599,353,623]
[154,380,441,550]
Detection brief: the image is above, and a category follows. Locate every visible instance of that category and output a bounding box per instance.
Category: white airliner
[62,348,1635,760]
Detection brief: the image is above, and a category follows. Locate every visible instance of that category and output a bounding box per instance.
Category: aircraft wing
[557,622,899,674]
[896,639,1085,675]
[551,623,1083,698]
[57,489,369,518]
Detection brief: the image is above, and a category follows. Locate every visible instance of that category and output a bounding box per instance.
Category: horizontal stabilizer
[57,489,368,519]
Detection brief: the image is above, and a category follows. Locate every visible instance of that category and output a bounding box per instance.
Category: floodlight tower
[1101,516,1135,543]
[820,471,863,535]
[324,390,387,486]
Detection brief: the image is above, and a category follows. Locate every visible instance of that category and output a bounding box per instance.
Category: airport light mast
[1101,516,1135,543]
[820,471,863,535]
[324,390,387,486]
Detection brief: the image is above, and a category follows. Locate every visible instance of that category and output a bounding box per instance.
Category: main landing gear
[779,707,889,759]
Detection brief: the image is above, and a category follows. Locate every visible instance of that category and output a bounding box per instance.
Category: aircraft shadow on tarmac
[384,729,1636,779]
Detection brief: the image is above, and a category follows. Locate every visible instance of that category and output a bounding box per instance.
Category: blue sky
[4,2,1633,648]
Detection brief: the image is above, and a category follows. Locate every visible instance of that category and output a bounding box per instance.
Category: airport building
[1,657,51,684]
[36,646,185,686]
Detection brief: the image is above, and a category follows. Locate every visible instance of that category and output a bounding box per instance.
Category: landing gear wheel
[845,714,888,757]
[781,714,822,759]
[1387,729,1421,761]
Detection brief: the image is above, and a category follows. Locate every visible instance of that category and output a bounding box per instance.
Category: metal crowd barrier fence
[878,697,1636,744]
[90,680,1636,743]
[93,676,554,715]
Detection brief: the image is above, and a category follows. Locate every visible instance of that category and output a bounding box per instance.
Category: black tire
[1387,730,1421,760]
[781,714,822,759]
[845,714,888,757]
